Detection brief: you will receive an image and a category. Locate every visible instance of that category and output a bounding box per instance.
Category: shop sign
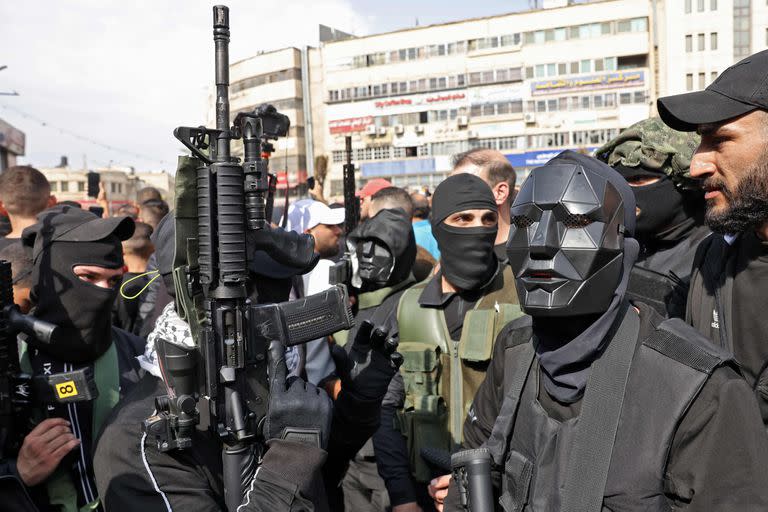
[531,71,644,96]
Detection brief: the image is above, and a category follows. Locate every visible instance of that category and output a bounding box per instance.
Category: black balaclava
[507,151,639,402]
[431,174,498,290]
[613,164,690,243]
[30,237,124,363]
[348,208,417,290]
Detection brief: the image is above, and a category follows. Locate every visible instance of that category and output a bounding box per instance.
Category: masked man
[336,208,417,512]
[0,205,143,512]
[93,211,403,512]
[380,174,521,510]
[596,117,710,317]
[440,151,768,511]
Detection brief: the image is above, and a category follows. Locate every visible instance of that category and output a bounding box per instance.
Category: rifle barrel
[213,5,231,161]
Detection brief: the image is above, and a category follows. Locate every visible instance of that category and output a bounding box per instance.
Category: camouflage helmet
[594,117,701,189]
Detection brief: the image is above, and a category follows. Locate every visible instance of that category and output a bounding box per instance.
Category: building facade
[319,0,654,193]
[0,118,25,172]
[40,166,175,209]
[220,47,310,196]
[656,0,768,96]
[219,0,768,198]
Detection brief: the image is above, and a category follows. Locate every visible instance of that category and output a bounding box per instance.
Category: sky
[0,0,532,172]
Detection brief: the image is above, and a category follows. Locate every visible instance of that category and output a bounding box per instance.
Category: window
[482,71,494,83]
[634,91,646,103]
[570,61,580,74]
[697,0,705,11]
[536,100,546,112]
[617,20,631,32]
[630,18,648,32]
[580,59,591,73]
[605,93,616,107]
[620,92,632,104]
[711,0,717,9]
[61,181,69,192]
[686,35,693,52]
[50,181,58,192]
[699,72,706,89]
[698,33,705,50]
[546,63,556,77]
[77,181,85,192]
[535,64,545,77]
[554,28,567,41]
[581,96,590,109]
[593,95,604,108]
[711,32,718,50]
[711,71,718,82]
[547,99,557,111]
[525,66,534,79]
[685,0,692,13]
[595,59,604,72]
[686,73,694,91]
[558,63,567,75]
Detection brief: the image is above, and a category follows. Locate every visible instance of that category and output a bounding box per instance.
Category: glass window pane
[595,59,604,72]
[711,32,718,50]
[558,63,567,75]
[554,28,566,41]
[547,63,556,76]
[580,59,591,72]
[686,35,693,52]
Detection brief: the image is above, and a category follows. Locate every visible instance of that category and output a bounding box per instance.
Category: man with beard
[337,207,417,512]
[595,117,710,317]
[658,49,768,425]
[0,205,143,511]
[383,174,520,510]
[439,151,768,511]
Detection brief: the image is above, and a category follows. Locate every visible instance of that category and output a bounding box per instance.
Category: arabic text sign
[329,116,373,134]
[531,71,645,96]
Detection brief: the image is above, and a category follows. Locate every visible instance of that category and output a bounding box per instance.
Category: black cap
[22,205,135,261]
[658,50,768,132]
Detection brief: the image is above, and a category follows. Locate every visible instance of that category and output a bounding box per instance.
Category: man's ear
[493,181,510,206]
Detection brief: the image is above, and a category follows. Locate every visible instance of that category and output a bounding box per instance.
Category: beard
[704,155,768,234]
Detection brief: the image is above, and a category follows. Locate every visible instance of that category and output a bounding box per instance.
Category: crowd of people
[1,49,768,511]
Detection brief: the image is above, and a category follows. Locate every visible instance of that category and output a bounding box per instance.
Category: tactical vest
[396,265,521,482]
[486,311,734,511]
[335,276,415,347]
[19,338,121,512]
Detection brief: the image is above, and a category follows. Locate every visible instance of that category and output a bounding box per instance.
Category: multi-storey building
[319,0,654,193]
[219,0,768,198]
[657,0,768,96]
[0,117,25,172]
[40,165,175,209]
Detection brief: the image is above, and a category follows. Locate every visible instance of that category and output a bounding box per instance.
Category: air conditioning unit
[394,124,405,135]
[377,126,387,136]
[524,112,536,124]
[414,124,425,134]
[467,130,479,139]
[457,115,469,128]
[365,125,378,135]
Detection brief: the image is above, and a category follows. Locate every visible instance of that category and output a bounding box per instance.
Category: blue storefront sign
[505,148,598,168]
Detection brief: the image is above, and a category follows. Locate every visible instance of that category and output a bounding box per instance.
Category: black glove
[331,320,403,402]
[247,225,319,273]
[264,339,333,449]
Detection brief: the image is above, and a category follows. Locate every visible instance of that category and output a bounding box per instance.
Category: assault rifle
[329,136,360,286]
[0,260,94,459]
[141,7,353,511]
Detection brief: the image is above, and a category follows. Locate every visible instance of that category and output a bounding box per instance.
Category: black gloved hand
[331,320,403,402]
[264,339,333,449]
[247,225,319,273]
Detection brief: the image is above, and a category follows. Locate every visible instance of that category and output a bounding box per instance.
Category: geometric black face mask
[507,162,628,317]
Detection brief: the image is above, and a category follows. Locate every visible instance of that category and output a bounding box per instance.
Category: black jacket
[447,303,768,511]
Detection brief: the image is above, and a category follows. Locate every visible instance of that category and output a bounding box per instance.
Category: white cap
[284,198,345,233]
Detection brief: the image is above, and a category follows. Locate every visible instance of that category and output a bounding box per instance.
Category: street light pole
[0,65,19,96]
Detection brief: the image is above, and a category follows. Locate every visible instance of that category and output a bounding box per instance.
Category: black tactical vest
[486,311,734,511]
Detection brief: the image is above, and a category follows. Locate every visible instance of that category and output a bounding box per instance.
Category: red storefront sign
[329,116,373,134]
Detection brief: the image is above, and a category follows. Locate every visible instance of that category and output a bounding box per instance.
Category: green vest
[19,338,121,512]
[335,275,416,346]
[396,265,522,482]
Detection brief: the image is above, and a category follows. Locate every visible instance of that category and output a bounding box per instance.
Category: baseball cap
[658,50,768,132]
[22,205,135,261]
[284,199,345,233]
[356,178,392,198]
